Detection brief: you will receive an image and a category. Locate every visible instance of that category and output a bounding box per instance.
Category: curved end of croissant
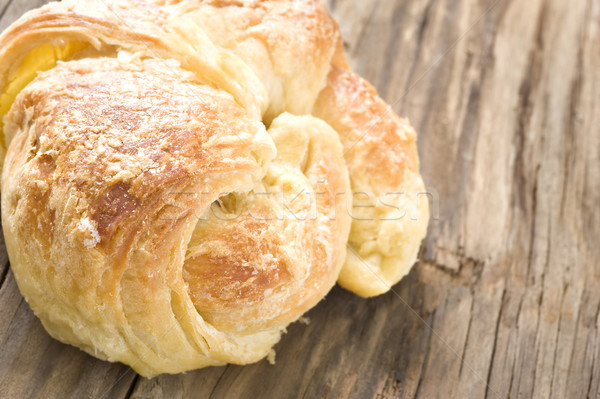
[338,183,430,297]
[314,66,430,298]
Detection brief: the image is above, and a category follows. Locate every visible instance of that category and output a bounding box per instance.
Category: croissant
[0,0,428,376]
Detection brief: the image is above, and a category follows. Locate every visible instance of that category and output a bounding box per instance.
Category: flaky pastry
[0,0,428,376]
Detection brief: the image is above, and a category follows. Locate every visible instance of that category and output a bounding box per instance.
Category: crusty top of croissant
[0,0,428,377]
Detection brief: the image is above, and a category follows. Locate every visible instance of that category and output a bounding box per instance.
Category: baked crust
[314,66,429,296]
[0,0,428,375]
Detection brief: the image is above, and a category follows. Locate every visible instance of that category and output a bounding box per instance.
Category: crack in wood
[485,288,507,399]
[587,302,600,398]
[123,374,140,399]
[506,293,523,397]
[458,292,476,379]
[209,365,230,399]
[0,262,9,292]
[413,313,435,399]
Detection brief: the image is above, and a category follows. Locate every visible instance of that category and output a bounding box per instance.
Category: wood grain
[0,0,598,398]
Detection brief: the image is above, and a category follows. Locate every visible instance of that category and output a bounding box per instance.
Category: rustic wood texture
[0,0,598,398]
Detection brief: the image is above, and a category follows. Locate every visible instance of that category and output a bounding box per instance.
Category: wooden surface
[0,0,599,398]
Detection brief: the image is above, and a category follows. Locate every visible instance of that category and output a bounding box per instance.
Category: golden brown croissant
[0,0,428,376]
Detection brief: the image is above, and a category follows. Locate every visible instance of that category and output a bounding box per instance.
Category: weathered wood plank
[0,0,46,31]
[0,0,598,398]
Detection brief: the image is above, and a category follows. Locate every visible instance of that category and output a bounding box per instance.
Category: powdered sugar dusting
[77,217,100,248]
